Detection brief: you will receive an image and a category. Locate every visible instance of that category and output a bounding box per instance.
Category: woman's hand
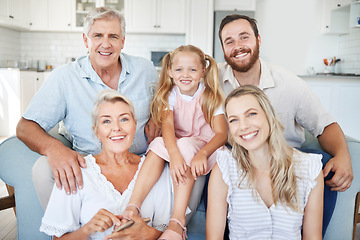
[169,153,188,185]
[191,150,208,180]
[104,214,162,240]
[82,209,121,236]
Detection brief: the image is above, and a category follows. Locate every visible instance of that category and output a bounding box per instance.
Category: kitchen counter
[300,75,360,141]
[299,73,360,80]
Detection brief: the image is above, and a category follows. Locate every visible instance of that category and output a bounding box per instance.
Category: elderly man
[217,14,353,236]
[17,7,157,215]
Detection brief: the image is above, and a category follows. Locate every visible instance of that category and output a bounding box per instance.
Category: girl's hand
[191,151,207,180]
[169,153,187,185]
[82,209,121,236]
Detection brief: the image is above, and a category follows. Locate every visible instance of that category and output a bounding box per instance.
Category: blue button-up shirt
[23,53,157,155]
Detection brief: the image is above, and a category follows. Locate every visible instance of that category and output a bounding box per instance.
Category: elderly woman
[39,89,172,240]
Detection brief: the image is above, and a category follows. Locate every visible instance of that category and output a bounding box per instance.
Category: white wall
[255,0,339,75]
[0,27,21,67]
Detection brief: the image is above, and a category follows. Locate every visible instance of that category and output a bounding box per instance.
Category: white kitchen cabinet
[125,0,186,34]
[75,0,125,30]
[321,0,350,34]
[27,0,72,31]
[48,0,73,31]
[0,69,21,136]
[331,0,351,9]
[186,0,214,55]
[303,76,360,141]
[28,0,48,30]
[214,0,256,11]
[0,69,50,136]
[19,71,49,114]
[0,0,24,29]
[349,0,360,27]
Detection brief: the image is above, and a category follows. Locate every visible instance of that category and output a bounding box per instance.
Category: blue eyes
[102,118,129,124]
[175,69,196,72]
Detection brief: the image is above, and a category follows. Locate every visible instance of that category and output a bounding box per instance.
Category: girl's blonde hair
[225,85,300,212]
[151,45,224,128]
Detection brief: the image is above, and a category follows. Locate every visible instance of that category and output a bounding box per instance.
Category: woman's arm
[206,163,228,240]
[161,110,188,185]
[191,114,228,179]
[302,171,324,240]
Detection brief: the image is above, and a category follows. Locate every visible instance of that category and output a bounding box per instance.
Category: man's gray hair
[83,7,126,37]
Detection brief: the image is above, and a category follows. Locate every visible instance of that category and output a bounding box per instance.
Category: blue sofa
[0,128,359,240]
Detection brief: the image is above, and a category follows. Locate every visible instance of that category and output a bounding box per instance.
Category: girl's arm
[302,171,324,240]
[206,163,228,240]
[161,110,187,185]
[53,209,121,240]
[191,114,228,179]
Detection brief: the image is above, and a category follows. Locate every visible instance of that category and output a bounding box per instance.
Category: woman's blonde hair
[151,45,224,128]
[225,85,299,212]
[91,89,136,131]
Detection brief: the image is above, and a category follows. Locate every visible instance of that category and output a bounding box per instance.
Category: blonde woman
[207,85,324,240]
[122,45,228,240]
[40,90,173,240]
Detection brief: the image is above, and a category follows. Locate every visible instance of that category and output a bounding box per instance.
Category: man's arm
[16,117,86,194]
[317,122,353,191]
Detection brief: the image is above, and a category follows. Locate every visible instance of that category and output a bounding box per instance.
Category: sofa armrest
[301,130,360,240]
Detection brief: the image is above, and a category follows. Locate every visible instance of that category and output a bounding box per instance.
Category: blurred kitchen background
[0,0,359,74]
[1,0,360,141]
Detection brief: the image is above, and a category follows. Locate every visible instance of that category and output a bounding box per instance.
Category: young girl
[207,85,324,240]
[122,45,228,240]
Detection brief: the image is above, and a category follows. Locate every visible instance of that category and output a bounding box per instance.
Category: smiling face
[83,17,125,72]
[221,19,261,72]
[226,94,270,153]
[168,51,205,96]
[94,101,136,154]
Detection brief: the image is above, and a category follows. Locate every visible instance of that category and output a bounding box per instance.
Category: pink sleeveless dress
[147,85,224,174]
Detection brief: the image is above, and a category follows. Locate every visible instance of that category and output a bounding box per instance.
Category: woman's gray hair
[83,7,126,37]
[91,89,136,131]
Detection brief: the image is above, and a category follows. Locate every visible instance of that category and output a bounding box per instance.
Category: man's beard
[224,40,260,73]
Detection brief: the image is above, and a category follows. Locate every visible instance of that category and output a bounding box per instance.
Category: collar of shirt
[79,53,130,89]
[221,59,275,90]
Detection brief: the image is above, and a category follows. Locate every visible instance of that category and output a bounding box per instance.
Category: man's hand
[104,214,161,240]
[145,118,161,145]
[323,155,353,192]
[47,145,86,195]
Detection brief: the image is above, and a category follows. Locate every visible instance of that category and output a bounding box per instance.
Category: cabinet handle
[9,15,14,19]
[326,25,329,28]
[337,3,341,7]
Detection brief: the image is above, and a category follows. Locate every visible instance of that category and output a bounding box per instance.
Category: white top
[168,83,224,115]
[216,149,322,240]
[218,60,335,147]
[40,155,173,239]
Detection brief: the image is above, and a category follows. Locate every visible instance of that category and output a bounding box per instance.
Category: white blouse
[217,149,322,240]
[40,155,173,239]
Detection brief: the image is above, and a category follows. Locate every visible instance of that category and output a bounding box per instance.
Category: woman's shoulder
[293,149,322,180]
[216,148,238,173]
